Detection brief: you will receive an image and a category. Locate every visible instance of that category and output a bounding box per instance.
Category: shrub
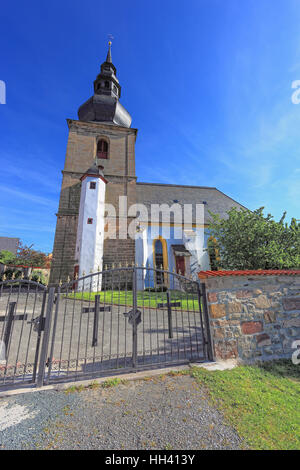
[207,207,300,270]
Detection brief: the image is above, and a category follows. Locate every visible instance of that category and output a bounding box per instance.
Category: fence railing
[0,267,212,389]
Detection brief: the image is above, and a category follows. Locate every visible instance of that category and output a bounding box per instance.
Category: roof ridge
[136,182,217,190]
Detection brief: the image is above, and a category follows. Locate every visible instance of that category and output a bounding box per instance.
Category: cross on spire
[106,41,112,63]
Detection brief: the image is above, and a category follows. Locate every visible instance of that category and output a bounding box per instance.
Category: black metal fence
[0,267,213,389]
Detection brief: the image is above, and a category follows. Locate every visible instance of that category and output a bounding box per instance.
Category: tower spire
[77,42,132,127]
[106,41,112,63]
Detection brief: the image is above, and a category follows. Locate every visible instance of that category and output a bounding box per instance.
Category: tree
[0,250,16,265]
[206,207,300,270]
[15,242,49,268]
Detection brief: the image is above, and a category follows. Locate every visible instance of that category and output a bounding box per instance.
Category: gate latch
[123,309,142,326]
[27,316,45,332]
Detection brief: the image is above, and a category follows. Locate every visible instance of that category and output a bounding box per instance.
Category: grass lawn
[190,360,300,450]
[67,289,200,311]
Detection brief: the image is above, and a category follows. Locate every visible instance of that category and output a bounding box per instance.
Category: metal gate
[0,267,213,389]
[0,279,47,388]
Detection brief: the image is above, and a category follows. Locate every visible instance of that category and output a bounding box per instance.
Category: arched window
[154,239,163,269]
[97,139,108,159]
[153,237,168,287]
[105,81,110,89]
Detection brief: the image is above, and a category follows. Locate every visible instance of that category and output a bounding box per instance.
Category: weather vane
[108,34,114,45]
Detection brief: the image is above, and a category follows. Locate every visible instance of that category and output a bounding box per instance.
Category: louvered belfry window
[97,139,108,159]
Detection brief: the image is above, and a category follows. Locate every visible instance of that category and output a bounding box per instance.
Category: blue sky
[0,0,299,253]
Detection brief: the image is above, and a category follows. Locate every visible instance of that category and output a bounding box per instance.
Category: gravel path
[0,374,245,450]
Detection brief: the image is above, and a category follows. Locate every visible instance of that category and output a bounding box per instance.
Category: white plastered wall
[75,175,106,291]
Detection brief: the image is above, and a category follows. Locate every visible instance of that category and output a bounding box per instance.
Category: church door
[175,255,185,276]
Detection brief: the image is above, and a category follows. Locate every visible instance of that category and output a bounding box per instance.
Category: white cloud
[0,186,56,207]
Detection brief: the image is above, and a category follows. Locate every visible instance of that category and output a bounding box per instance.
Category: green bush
[0,250,16,265]
[144,286,168,292]
[207,207,300,270]
[31,271,47,285]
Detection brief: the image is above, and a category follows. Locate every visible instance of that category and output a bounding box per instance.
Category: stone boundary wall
[201,274,300,363]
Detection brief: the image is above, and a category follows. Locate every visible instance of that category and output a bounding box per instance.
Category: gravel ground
[0,374,245,450]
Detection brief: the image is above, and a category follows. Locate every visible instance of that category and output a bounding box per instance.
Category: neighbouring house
[0,237,19,255]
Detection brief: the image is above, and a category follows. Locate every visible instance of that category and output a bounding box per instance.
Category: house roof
[136,182,247,224]
[171,244,191,256]
[0,237,19,255]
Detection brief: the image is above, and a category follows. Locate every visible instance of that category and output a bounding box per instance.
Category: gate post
[132,267,138,369]
[200,282,214,361]
[32,291,47,383]
[36,287,55,387]
[166,292,173,339]
[44,287,61,385]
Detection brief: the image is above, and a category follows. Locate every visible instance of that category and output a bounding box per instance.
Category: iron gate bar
[156,293,182,339]
[196,282,206,360]
[0,314,28,321]
[37,287,55,387]
[22,282,41,382]
[3,302,17,355]
[200,282,214,362]
[45,287,61,385]
[32,290,47,383]
[82,306,111,313]
[92,295,100,347]
[132,267,138,369]
[4,283,22,377]
[0,314,28,322]
[14,282,32,378]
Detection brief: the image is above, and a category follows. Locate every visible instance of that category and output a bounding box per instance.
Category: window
[90,182,96,189]
[87,218,93,224]
[105,81,109,89]
[154,239,164,268]
[154,239,165,286]
[97,139,108,159]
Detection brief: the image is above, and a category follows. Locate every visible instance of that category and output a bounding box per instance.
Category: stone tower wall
[50,119,137,284]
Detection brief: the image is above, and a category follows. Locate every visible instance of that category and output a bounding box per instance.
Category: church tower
[50,43,138,284]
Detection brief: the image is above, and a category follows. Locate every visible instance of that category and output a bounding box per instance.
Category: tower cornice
[66,119,138,137]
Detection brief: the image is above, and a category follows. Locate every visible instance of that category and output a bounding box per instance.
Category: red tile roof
[198,270,300,279]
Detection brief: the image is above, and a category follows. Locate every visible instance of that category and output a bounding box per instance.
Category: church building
[49,43,245,286]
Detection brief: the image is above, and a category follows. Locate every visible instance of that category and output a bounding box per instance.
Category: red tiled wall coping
[198,269,300,279]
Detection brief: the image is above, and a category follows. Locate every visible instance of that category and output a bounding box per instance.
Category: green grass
[101,377,126,388]
[63,377,127,394]
[190,360,300,450]
[66,289,199,311]
[64,384,85,394]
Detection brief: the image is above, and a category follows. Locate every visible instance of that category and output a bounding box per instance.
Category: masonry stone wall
[203,274,300,363]
[50,119,138,284]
